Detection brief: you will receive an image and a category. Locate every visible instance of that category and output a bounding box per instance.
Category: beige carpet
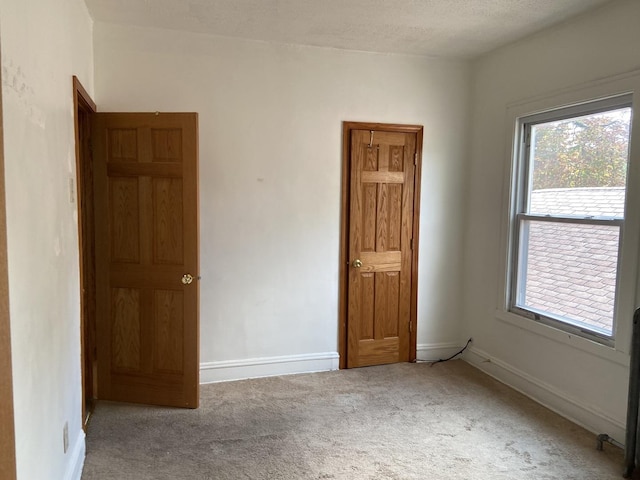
[81,360,623,479]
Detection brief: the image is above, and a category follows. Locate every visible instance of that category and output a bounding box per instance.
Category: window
[510,95,633,344]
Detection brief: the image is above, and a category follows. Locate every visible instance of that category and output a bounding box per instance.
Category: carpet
[81,360,623,479]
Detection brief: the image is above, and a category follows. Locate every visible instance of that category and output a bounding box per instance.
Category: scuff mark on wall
[53,236,62,257]
[2,57,46,129]
[2,58,33,98]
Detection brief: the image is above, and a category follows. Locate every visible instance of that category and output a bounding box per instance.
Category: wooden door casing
[0,47,16,480]
[93,113,199,408]
[73,76,98,428]
[339,123,423,369]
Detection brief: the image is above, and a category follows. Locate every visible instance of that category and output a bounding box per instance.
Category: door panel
[347,128,417,368]
[154,289,184,373]
[110,177,140,262]
[93,113,199,408]
[153,178,184,264]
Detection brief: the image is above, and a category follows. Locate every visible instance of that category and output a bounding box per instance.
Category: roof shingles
[521,187,624,334]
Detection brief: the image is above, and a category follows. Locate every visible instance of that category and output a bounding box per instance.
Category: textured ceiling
[84,0,615,58]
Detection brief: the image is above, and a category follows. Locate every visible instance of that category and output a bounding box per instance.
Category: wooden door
[93,113,199,408]
[344,125,421,368]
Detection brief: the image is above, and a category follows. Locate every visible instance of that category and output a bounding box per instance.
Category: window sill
[494,309,629,367]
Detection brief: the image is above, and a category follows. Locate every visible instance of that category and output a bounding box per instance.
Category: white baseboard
[200,351,340,384]
[416,342,464,362]
[63,429,85,480]
[465,346,626,444]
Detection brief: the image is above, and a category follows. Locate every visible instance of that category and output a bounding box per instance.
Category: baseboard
[63,429,85,480]
[200,351,340,384]
[416,342,463,362]
[465,346,626,444]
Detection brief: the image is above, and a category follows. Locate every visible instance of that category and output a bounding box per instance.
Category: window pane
[516,220,620,335]
[527,108,631,218]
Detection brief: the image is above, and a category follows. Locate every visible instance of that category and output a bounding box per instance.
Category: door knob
[181,273,194,285]
[352,259,363,268]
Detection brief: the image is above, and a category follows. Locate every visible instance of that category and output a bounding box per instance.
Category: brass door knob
[181,273,194,285]
[352,259,363,268]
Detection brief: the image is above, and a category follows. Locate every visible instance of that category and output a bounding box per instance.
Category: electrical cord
[417,337,472,366]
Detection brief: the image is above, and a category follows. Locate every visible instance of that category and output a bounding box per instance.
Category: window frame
[508,94,633,347]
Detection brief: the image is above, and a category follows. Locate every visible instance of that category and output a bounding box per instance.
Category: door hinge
[410,238,414,250]
[414,153,418,165]
[409,320,412,333]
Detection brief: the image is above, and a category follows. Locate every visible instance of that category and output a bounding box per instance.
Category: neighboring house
[525,188,625,333]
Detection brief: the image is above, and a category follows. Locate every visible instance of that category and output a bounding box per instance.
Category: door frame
[72,76,97,429]
[338,121,423,369]
[0,44,17,480]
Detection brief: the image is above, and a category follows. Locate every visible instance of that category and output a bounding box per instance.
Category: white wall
[93,23,471,380]
[464,0,640,443]
[0,0,93,478]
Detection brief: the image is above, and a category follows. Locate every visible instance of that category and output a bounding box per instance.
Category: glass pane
[516,220,620,335]
[528,107,631,218]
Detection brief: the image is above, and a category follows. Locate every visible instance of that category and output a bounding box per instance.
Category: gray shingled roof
[529,187,625,217]
[521,187,624,334]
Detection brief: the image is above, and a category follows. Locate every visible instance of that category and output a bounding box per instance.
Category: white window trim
[496,70,640,358]
[509,95,631,347]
